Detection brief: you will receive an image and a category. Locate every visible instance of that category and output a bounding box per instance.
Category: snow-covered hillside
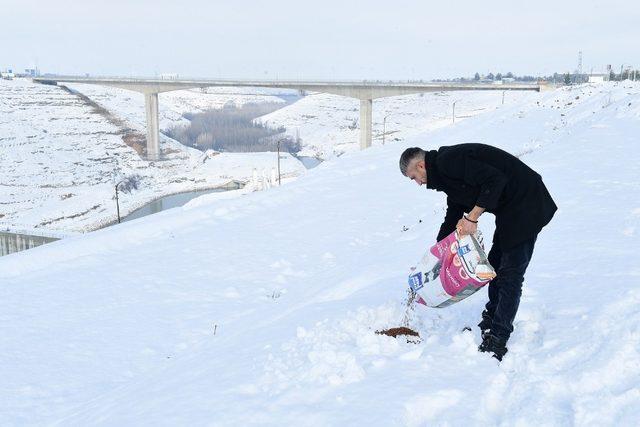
[64,83,292,132]
[1,81,639,425]
[257,89,538,159]
[0,79,304,234]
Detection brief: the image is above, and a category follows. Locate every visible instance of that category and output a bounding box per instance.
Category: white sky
[2,0,639,79]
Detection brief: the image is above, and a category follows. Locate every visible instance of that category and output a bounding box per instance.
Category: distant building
[25,68,40,77]
[1,69,15,80]
[159,73,179,80]
[588,73,609,83]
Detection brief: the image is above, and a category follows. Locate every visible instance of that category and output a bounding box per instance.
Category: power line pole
[452,101,458,124]
[276,139,283,186]
[382,114,390,145]
[577,51,583,83]
[115,184,121,223]
[577,51,583,75]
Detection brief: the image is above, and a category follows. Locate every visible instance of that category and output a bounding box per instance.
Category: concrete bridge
[34,76,541,160]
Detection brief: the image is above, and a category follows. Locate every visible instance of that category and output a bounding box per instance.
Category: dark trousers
[485,234,537,342]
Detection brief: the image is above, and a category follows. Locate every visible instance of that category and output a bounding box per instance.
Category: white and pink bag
[408,230,496,308]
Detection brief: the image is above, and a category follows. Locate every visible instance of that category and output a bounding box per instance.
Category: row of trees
[472,69,639,85]
[165,102,301,153]
[437,72,543,83]
[473,72,517,81]
[607,69,639,81]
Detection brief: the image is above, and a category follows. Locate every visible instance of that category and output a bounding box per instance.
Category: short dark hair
[399,147,425,176]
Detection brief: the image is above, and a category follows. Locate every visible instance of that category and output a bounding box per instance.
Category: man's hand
[456,216,477,236]
[456,205,485,236]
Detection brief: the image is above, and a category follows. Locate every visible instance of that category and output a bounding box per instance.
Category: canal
[1,186,240,257]
[121,188,230,223]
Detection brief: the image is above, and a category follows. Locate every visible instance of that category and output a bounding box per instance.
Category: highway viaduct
[34,76,541,160]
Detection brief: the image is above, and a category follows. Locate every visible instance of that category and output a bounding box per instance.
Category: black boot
[477,310,492,340]
[478,333,508,361]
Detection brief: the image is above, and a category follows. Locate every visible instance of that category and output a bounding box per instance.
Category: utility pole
[452,101,458,124]
[577,51,583,77]
[113,176,140,223]
[115,183,121,223]
[276,139,282,186]
[382,114,390,145]
[114,179,129,223]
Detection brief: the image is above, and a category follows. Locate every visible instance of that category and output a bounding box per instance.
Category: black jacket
[426,143,557,250]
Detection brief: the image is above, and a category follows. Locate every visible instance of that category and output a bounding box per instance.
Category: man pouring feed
[399,143,557,360]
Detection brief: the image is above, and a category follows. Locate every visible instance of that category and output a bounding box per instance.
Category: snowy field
[257,89,537,159]
[0,79,304,234]
[1,81,640,425]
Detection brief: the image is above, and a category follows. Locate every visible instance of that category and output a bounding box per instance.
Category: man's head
[399,147,427,185]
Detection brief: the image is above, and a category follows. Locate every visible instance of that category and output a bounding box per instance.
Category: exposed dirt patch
[376,327,420,338]
[39,204,102,226]
[374,289,424,343]
[56,84,149,158]
[122,133,147,155]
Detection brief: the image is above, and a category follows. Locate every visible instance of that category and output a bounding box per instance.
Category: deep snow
[1,81,639,426]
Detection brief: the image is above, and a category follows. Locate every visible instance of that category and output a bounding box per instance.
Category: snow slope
[257,89,537,159]
[1,82,639,426]
[0,79,304,234]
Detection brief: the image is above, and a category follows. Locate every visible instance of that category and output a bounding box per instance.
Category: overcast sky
[2,0,638,80]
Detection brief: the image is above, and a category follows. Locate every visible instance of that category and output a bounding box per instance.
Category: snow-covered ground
[1,77,531,235]
[0,79,305,234]
[257,89,538,159]
[2,81,640,425]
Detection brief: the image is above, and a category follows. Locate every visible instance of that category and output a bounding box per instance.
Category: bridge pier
[359,98,372,150]
[144,92,160,160]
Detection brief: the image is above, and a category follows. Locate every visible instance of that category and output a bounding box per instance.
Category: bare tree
[166,103,302,153]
